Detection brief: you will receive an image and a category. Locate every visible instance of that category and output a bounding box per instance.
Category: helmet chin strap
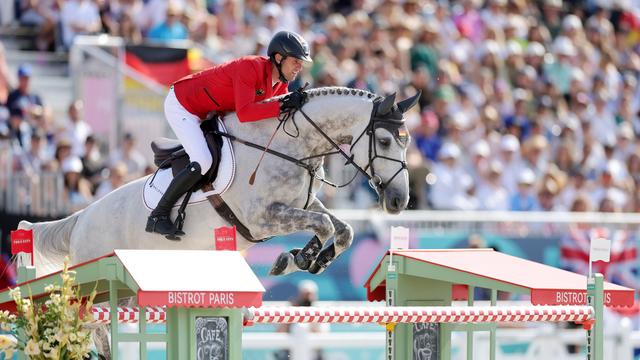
[275,56,288,83]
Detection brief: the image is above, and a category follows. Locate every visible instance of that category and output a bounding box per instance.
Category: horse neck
[299,95,372,153]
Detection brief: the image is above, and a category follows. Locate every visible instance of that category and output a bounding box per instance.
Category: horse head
[349,91,420,214]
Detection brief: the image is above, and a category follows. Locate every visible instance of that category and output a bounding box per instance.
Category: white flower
[24,339,40,356]
[0,335,15,350]
[69,333,77,342]
[8,288,20,300]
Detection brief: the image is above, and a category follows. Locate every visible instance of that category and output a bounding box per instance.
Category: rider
[146,30,313,238]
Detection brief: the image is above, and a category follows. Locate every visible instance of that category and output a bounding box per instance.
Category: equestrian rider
[146,30,312,237]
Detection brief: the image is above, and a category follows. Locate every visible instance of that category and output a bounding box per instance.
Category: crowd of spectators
[2,0,640,214]
[0,60,150,211]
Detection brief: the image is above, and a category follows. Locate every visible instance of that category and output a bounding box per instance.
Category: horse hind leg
[93,325,111,360]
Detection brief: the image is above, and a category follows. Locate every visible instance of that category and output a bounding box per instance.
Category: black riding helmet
[268,31,312,82]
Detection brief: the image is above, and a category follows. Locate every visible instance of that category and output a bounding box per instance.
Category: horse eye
[378,138,391,147]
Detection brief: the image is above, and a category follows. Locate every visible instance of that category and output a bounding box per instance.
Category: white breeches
[164,87,212,175]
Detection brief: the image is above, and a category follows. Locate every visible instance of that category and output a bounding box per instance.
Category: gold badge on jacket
[256,89,265,96]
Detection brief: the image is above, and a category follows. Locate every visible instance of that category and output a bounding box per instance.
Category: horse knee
[316,214,335,241]
[334,223,353,252]
[192,154,213,175]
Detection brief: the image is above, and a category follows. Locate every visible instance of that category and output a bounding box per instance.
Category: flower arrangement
[0,259,97,359]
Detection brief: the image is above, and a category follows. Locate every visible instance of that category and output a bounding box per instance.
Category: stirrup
[146,215,183,241]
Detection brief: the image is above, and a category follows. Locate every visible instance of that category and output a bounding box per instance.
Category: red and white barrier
[245,306,593,325]
[91,306,166,324]
[90,305,593,325]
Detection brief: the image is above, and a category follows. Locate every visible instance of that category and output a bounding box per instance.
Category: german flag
[125,45,191,86]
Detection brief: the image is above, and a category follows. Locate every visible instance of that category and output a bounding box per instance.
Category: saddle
[151,115,223,185]
[148,114,266,243]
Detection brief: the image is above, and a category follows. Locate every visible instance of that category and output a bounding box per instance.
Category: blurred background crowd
[1,0,640,214]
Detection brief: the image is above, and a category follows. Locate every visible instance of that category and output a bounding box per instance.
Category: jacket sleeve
[233,64,281,123]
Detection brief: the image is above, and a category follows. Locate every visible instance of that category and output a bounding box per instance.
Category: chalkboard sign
[413,322,439,360]
[195,316,228,360]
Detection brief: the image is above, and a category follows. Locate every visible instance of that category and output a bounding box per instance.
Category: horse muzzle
[381,186,409,214]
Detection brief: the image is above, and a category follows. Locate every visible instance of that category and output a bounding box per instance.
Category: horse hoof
[270,251,296,276]
[309,261,329,275]
[294,236,322,270]
[294,253,312,271]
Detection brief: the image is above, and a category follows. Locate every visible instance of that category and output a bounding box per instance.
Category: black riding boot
[146,162,203,238]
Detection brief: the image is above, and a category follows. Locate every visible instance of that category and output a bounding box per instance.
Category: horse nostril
[392,196,402,210]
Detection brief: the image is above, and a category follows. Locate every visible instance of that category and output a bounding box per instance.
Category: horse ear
[377,93,396,115]
[397,90,422,113]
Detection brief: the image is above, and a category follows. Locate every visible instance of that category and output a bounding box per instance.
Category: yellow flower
[24,339,40,356]
[0,335,15,350]
[3,347,14,358]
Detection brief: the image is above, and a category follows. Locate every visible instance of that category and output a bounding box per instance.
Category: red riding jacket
[173,55,288,122]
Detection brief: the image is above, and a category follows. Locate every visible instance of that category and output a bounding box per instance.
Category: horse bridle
[295,103,408,195]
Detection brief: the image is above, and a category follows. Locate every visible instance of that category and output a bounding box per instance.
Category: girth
[202,184,269,243]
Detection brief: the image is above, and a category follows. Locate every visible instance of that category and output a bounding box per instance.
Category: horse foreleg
[265,202,335,276]
[306,200,354,275]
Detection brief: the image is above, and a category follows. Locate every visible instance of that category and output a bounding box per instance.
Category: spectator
[544,36,577,95]
[109,133,147,180]
[7,64,42,119]
[590,164,629,211]
[94,162,128,200]
[60,0,101,50]
[18,0,59,51]
[430,142,478,210]
[61,156,93,211]
[537,179,560,211]
[414,110,441,163]
[61,100,92,157]
[559,167,592,211]
[81,135,105,188]
[53,139,73,170]
[476,160,509,210]
[498,134,523,193]
[147,3,189,42]
[275,280,327,360]
[6,108,30,149]
[509,168,539,211]
[14,129,48,174]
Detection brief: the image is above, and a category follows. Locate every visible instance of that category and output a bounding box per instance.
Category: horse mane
[263,86,383,103]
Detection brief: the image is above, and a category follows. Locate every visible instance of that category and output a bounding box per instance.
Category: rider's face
[278,56,303,82]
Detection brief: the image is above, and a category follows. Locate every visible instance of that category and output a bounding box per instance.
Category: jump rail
[90,305,594,325]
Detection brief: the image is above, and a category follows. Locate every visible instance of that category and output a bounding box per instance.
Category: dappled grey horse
[19,87,417,277]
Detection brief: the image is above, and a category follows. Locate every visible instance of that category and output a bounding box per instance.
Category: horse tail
[18,212,80,275]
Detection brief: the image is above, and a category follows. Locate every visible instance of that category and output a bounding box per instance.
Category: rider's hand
[279,90,307,112]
